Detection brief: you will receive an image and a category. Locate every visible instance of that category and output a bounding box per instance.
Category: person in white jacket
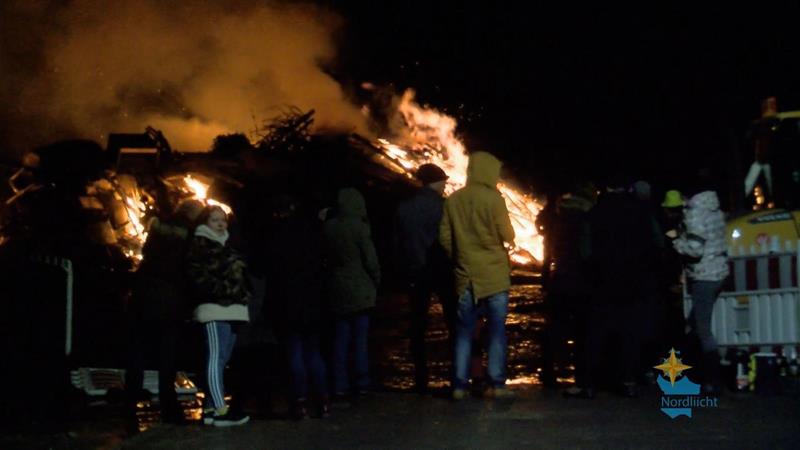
[672,190,729,393]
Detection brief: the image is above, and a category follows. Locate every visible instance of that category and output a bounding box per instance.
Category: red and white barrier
[684,241,800,348]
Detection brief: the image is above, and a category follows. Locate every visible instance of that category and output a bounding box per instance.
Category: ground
[4,385,797,450]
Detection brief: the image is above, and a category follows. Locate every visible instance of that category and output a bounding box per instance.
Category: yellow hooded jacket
[439,152,515,300]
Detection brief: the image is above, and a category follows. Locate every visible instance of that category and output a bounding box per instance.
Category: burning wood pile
[0,89,543,267]
[115,173,232,262]
[366,90,543,264]
[0,135,232,267]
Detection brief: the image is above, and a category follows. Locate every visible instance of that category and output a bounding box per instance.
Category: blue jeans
[333,313,370,393]
[453,288,509,389]
[285,333,328,400]
[689,280,724,353]
[453,288,508,389]
[203,321,237,409]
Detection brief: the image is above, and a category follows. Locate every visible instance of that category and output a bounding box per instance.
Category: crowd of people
[538,175,729,399]
[124,150,729,428]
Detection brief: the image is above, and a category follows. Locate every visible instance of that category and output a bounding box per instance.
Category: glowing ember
[182,175,233,215]
[113,178,149,263]
[123,196,148,240]
[374,89,543,264]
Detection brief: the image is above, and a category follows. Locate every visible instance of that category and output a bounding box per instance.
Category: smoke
[0,0,368,155]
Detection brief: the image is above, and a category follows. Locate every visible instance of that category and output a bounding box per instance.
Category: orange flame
[115,180,149,263]
[183,175,233,215]
[375,90,543,264]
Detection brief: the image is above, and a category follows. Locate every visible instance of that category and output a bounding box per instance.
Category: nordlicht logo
[654,349,719,419]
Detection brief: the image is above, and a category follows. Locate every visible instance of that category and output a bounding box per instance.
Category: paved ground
[7,385,793,450]
[121,387,799,450]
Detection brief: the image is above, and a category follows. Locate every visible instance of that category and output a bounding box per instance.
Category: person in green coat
[439,151,516,399]
[323,188,381,397]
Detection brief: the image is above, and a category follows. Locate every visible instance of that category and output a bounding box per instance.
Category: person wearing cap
[661,190,684,232]
[439,152,516,400]
[394,163,455,393]
[657,189,688,364]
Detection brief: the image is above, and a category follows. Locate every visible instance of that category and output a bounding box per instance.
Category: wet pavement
[372,270,556,391]
[120,389,799,450]
[4,386,799,449]
[4,272,800,448]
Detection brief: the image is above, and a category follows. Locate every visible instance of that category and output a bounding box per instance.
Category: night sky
[2,2,799,200]
[331,2,800,195]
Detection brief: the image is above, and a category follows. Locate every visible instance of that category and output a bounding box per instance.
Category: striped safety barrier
[684,241,800,349]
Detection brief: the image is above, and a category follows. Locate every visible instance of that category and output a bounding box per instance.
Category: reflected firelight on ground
[131,273,570,431]
[375,272,575,391]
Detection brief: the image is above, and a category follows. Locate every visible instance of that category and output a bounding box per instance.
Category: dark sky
[329,2,800,194]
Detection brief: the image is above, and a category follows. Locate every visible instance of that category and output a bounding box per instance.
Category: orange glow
[114,180,149,263]
[184,175,209,199]
[505,376,539,385]
[182,175,233,215]
[374,90,543,263]
[115,174,232,264]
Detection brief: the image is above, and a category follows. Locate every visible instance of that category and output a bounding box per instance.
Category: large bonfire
[373,90,543,264]
[115,89,543,265]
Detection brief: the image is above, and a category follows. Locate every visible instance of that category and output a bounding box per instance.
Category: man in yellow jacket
[439,151,516,399]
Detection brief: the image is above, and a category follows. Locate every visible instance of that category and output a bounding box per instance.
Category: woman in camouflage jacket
[186,206,251,427]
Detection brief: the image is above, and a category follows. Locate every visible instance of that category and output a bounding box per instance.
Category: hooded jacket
[323,188,381,316]
[439,152,515,300]
[673,191,730,282]
[186,224,251,323]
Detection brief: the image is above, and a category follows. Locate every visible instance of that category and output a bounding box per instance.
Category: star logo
[654,348,692,386]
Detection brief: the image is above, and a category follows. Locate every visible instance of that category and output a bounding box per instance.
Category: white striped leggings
[203,321,237,409]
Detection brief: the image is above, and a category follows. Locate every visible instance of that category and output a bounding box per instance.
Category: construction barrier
[684,241,800,349]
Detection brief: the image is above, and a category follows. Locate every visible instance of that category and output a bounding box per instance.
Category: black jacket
[264,209,325,334]
[132,218,191,321]
[394,187,447,276]
[546,195,593,297]
[585,191,660,302]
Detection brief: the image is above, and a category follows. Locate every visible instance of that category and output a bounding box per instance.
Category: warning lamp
[761,97,778,118]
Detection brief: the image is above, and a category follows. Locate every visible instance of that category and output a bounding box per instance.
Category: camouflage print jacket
[673,191,730,282]
[186,225,251,322]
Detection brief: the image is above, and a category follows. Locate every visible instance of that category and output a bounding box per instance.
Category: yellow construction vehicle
[727,98,800,253]
[686,98,800,352]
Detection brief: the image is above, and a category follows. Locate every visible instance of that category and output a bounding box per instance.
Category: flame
[116,182,149,263]
[374,90,543,264]
[184,175,209,199]
[124,196,148,240]
[183,175,233,215]
[113,174,232,265]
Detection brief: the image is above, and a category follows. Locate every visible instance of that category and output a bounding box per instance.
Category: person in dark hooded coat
[323,188,381,397]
